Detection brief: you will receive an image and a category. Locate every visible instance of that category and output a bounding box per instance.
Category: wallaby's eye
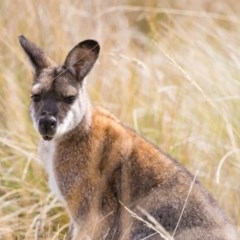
[64,96,76,104]
[31,94,41,103]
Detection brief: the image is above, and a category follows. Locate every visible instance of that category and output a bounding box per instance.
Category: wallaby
[19,35,239,240]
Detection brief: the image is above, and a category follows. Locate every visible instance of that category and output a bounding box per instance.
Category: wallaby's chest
[39,141,66,203]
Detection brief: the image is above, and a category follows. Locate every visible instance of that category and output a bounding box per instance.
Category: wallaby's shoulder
[90,106,134,146]
[91,106,177,164]
[93,106,120,122]
[91,106,161,149]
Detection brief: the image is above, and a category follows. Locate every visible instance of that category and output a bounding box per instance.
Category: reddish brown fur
[57,107,238,239]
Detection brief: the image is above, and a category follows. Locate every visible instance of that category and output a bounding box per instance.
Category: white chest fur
[39,140,66,204]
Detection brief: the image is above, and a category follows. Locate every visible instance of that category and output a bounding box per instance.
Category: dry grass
[0,0,240,239]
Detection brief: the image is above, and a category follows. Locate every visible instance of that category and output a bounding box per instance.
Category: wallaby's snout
[38,116,57,140]
[37,101,58,140]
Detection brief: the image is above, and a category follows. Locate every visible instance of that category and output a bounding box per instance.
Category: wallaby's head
[19,35,100,141]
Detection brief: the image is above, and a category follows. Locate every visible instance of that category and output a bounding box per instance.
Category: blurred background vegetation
[0,0,240,239]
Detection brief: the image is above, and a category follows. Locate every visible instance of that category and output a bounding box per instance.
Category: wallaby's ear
[64,39,100,81]
[18,35,56,72]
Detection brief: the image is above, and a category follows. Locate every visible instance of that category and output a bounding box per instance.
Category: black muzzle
[38,116,57,140]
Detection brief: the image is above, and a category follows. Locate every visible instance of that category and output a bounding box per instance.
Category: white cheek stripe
[56,109,75,137]
[55,88,89,137]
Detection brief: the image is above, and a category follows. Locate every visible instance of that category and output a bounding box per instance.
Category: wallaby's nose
[38,116,57,140]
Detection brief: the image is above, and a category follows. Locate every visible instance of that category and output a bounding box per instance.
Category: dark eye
[64,96,76,104]
[31,94,41,103]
